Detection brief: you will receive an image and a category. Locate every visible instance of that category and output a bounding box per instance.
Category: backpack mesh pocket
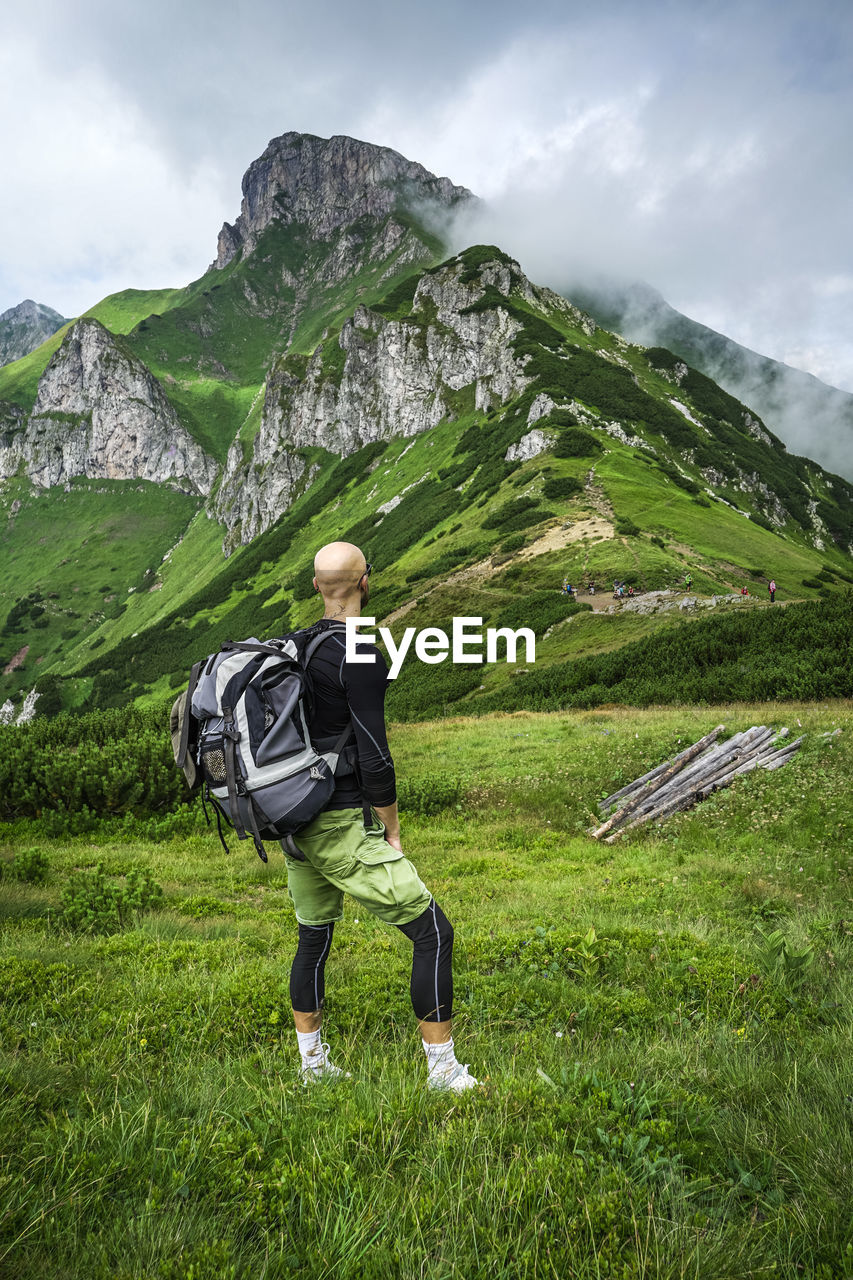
[200,742,227,785]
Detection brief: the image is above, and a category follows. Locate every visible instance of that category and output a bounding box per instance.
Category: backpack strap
[221,702,245,841]
[220,640,289,658]
[303,623,354,767]
[244,796,269,863]
[175,658,204,771]
[301,621,348,665]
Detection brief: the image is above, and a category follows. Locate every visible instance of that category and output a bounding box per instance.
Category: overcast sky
[3,0,852,390]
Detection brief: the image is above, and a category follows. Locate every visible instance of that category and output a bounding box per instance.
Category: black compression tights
[289,900,454,1022]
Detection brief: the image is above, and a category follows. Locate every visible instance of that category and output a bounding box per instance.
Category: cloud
[362,4,853,391]
[1,0,852,402]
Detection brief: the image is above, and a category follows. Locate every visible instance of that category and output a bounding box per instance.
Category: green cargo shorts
[281,807,432,927]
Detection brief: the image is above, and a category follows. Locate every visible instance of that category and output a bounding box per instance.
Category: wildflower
[139,1038,148,1048]
[555,1031,564,1039]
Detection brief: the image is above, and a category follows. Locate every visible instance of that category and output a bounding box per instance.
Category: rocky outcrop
[214,255,540,543]
[212,132,473,269]
[506,429,555,463]
[0,300,66,367]
[0,319,217,494]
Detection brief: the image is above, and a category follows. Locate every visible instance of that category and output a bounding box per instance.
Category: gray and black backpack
[170,622,356,862]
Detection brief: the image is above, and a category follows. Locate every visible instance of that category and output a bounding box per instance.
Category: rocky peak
[0,318,217,494]
[211,131,474,269]
[0,299,67,367]
[212,251,546,544]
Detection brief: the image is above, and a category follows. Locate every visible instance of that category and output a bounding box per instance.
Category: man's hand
[373,800,401,852]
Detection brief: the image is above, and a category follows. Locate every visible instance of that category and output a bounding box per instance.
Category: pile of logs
[592,724,804,843]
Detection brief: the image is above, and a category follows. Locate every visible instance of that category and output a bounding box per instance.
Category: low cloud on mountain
[2,0,852,399]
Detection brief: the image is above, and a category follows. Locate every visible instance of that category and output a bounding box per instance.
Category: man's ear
[313,577,319,593]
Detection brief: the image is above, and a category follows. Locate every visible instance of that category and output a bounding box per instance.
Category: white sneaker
[428,1061,480,1093]
[299,1042,351,1083]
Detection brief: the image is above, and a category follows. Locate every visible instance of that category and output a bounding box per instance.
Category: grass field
[1,700,851,1279]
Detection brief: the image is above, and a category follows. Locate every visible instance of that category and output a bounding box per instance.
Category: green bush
[482,496,541,530]
[59,863,164,934]
[552,428,601,458]
[542,477,582,501]
[9,847,50,883]
[616,518,641,536]
[0,702,190,822]
[397,772,462,815]
[470,592,853,714]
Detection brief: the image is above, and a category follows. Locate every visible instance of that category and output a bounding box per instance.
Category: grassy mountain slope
[0,479,201,709]
[571,281,853,483]
[7,245,849,719]
[0,287,193,408]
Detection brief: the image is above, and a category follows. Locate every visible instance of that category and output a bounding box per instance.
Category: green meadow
[2,700,851,1279]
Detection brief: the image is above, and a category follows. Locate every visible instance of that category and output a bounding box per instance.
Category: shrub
[552,428,601,458]
[469,592,853,714]
[397,773,462,815]
[616,518,641,536]
[482,496,542,530]
[59,863,164,934]
[542,477,582,502]
[10,848,49,884]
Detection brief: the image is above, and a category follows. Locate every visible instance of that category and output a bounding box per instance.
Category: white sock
[423,1037,457,1078]
[296,1028,322,1064]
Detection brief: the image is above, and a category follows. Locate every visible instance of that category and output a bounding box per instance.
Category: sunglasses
[362,562,372,579]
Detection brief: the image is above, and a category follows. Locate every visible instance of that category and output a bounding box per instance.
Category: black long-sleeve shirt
[305,619,396,810]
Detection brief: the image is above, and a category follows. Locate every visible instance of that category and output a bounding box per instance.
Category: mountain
[0,300,66,367]
[0,132,851,719]
[569,280,853,483]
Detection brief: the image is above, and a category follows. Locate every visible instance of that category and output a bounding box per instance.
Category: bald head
[313,541,369,613]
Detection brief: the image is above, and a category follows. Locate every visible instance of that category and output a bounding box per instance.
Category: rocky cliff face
[213,255,586,544]
[0,300,66,367]
[0,319,217,494]
[212,132,473,270]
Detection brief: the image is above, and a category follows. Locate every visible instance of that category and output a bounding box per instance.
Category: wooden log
[591,725,725,838]
[763,751,801,772]
[603,729,786,842]
[597,723,726,813]
[598,759,674,813]
[755,735,805,768]
[664,728,780,798]
[619,727,770,822]
[596,728,756,839]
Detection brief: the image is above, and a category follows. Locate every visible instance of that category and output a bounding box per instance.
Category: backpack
[170,622,356,863]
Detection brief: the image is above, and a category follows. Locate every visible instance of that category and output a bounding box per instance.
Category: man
[769,578,777,603]
[284,541,478,1093]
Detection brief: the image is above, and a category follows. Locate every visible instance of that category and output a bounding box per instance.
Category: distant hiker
[769,578,776,603]
[562,577,570,595]
[685,572,693,590]
[628,584,635,597]
[588,580,596,595]
[285,542,478,1093]
[741,585,749,597]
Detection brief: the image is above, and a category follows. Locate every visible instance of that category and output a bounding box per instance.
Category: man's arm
[342,640,399,846]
